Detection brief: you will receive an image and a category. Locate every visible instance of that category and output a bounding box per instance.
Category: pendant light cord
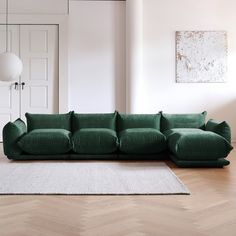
[6,0,8,52]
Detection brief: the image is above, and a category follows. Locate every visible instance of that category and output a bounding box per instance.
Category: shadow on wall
[208,99,236,141]
[113,2,126,113]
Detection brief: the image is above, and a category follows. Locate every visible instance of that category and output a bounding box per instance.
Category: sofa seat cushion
[165,128,233,160]
[18,129,72,155]
[119,128,167,154]
[72,128,118,154]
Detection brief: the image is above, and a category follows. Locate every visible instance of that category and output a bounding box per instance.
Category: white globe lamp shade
[0,52,23,81]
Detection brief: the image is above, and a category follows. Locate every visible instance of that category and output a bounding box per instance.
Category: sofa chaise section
[161,112,233,167]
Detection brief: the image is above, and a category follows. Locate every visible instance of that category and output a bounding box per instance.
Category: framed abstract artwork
[176,31,227,83]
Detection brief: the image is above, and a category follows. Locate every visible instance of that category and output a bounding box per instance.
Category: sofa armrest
[206,119,231,143]
[2,118,27,158]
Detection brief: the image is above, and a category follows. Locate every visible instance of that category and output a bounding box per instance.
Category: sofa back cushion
[117,113,161,131]
[26,112,72,132]
[161,111,207,132]
[72,112,117,132]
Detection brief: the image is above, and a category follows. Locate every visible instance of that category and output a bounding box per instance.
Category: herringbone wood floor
[0,144,236,236]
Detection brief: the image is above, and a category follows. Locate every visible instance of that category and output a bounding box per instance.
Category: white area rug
[0,159,190,195]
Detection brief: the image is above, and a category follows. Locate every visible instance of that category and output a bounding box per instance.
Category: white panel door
[20,25,59,120]
[0,25,20,141]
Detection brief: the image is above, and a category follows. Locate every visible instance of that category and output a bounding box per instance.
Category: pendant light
[0,0,23,81]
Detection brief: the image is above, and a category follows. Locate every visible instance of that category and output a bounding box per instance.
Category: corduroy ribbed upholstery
[18,129,72,155]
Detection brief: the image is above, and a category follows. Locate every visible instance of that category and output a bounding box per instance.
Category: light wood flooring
[0,144,236,236]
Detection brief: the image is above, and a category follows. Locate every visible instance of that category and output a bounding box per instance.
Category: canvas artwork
[176,31,227,83]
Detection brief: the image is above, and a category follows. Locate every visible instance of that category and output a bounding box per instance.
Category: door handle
[21,82,25,90]
[20,82,25,90]
[14,82,19,90]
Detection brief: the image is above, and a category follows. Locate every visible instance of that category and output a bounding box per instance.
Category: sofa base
[6,153,230,167]
[6,153,168,161]
[7,154,70,161]
[71,153,168,160]
[170,155,230,168]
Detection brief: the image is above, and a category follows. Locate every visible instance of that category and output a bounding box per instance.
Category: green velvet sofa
[2,111,233,167]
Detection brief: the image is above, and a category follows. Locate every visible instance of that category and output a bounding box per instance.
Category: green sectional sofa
[2,111,233,167]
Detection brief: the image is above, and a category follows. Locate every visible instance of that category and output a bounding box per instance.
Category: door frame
[0,14,68,113]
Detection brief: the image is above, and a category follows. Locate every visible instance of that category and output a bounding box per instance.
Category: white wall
[142,0,236,140]
[4,0,235,138]
[0,0,68,14]
[126,0,143,114]
[68,1,126,113]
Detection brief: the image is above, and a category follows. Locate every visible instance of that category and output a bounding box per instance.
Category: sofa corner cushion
[117,113,161,131]
[72,128,118,154]
[3,119,27,157]
[161,111,207,132]
[206,119,231,143]
[17,129,72,155]
[26,112,72,132]
[166,128,233,160]
[119,128,166,154]
[72,112,117,132]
